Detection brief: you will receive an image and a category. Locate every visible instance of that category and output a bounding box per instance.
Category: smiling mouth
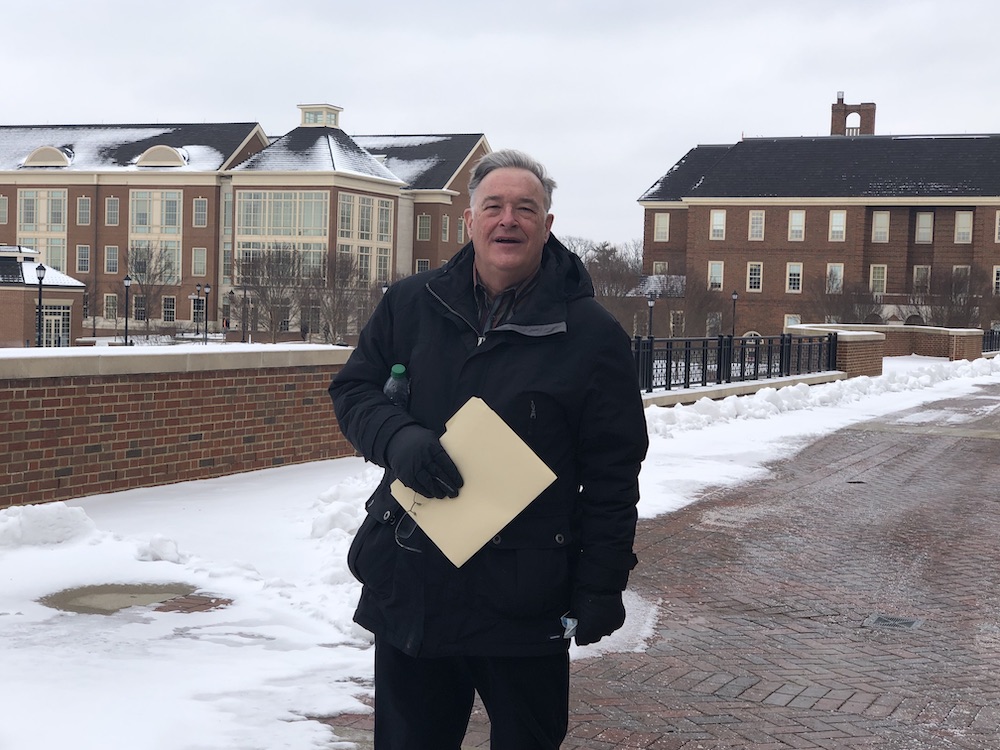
[494,237,521,244]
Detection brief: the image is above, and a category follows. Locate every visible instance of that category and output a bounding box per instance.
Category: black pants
[373,639,570,750]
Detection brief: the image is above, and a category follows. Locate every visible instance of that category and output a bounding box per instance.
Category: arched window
[23,146,72,167]
[135,145,188,167]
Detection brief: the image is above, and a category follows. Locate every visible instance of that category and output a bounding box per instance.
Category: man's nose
[499,205,518,225]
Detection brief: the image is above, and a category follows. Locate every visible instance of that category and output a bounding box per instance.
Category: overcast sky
[8,0,1000,245]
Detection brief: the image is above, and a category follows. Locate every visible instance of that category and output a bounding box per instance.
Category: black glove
[572,590,626,646]
[384,425,463,499]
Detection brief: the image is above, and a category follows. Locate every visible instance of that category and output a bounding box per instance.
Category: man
[329,150,648,749]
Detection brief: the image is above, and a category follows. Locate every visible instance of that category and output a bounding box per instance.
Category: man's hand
[572,590,626,646]
[385,425,463,499]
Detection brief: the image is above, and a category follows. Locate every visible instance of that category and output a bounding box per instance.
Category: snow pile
[0,502,97,547]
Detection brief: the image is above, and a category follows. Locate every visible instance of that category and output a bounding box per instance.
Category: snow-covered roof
[0,123,262,172]
[233,127,402,183]
[352,133,486,190]
[14,261,86,288]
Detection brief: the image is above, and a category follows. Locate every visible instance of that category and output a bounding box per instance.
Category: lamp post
[123,275,132,346]
[731,290,739,337]
[646,290,656,338]
[194,284,202,336]
[228,289,235,341]
[35,263,46,347]
[203,284,211,344]
[239,285,249,343]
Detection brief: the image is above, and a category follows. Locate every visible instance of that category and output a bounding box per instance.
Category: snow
[19,261,86,288]
[2,354,999,749]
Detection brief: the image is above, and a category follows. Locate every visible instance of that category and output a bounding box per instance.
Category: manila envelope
[390,397,557,567]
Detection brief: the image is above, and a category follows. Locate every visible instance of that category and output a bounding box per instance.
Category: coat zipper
[426,284,487,347]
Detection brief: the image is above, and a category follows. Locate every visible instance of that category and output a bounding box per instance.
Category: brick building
[639,93,1000,336]
[0,104,489,345]
[0,245,84,347]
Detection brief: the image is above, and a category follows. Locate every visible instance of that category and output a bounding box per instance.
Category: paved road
[328,381,1000,749]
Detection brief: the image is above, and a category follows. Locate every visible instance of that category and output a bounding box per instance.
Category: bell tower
[830,91,876,136]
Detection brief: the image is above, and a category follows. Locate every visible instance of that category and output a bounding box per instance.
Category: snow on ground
[2,354,1000,749]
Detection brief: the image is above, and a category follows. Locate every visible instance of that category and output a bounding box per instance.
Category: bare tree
[803,270,884,325]
[125,241,180,335]
[235,246,301,343]
[899,265,999,328]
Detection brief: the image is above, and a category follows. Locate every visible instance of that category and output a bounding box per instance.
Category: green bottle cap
[390,364,407,379]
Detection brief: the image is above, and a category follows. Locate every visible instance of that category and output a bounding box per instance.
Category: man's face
[464,167,554,293]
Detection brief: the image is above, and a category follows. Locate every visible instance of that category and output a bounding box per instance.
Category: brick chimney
[830,91,876,136]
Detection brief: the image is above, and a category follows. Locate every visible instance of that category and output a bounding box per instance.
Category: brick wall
[1,347,354,508]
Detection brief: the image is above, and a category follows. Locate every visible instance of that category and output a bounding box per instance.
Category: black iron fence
[633,333,839,393]
[985,329,1000,353]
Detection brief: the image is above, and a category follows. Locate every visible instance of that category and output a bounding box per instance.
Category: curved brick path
[328,381,1000,749]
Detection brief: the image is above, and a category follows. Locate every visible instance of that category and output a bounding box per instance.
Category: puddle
[39,583,197,615]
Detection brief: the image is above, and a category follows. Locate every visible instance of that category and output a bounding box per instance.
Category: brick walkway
[327,381,1000,749]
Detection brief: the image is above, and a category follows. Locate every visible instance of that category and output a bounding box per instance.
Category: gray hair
[468,149,557,213]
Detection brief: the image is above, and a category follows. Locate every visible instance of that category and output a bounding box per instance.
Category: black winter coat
[329,237,648,657]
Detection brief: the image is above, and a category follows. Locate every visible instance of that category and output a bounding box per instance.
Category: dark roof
[0,123,262,171]
[640,134,1000,201]
[233,127,400,182]
[639,145,732,201]
[351,134,486,190]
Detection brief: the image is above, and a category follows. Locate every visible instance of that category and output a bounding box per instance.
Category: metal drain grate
[863,614,924,630]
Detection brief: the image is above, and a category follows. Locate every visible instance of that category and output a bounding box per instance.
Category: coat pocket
[347,485,401,598]
[474,517,573,619]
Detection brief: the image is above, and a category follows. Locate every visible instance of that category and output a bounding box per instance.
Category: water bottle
[383,363,409,408]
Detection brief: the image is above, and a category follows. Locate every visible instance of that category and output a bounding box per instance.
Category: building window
[709,209,726,240]
[104,293,118,320]
[457,217,466,244]
[19,189,66,232]
[416,259,431,273]
[670,311,685,337]
[994,267,1000,296]
[76,245,90,274]
[106,197,120,226]
[358,196,373,241]
[416,214,431,241]
[784,314,801,328]
[913,265,931,295]
[652,261,668,275]
[788,210,805,241]
[163,296,176,323]
[706,311,722,337]
[441,215,450,242]
[131,190,181,235]
[953,265,971,295]
[708,261,724,290]
[872,211,890,243]
[826,263,844,294]
[192,247,207,276]
[378,200,393,244]
[377,247,390,282]
[916,212,934,243]
[134,296,147,322]
[358,246,371,282]
[869,264,887,294]
[77,196,91,226]
[955,211,973,243]
[995,211,1000,243]
[828,210,846,242]
[748,210,764,241]
[193,198,208,227]
[786,262,803,293]
[747,261,762,292]
[105,246,119,274]
[0,195,7,224]
[654,213,670,242]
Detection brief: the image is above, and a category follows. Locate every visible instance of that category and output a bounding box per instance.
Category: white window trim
[785,262,803,293]
[748,210,765,241]
[746,261,763,292]
[416,214,431,242]
[913,265,931,294]
[709,210,726,241]
[828,210,846,242]
[954,211,973,244]
[708,260,724,290]
[826,263,844,295]
[654,212,670,242]
[993,266,1000,295]
[872,211,890,243]
[869,264,887,294]
[915,212,934,244]
[788,210,805,242]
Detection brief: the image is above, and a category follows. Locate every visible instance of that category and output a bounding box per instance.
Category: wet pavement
[328,381,1000,749]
